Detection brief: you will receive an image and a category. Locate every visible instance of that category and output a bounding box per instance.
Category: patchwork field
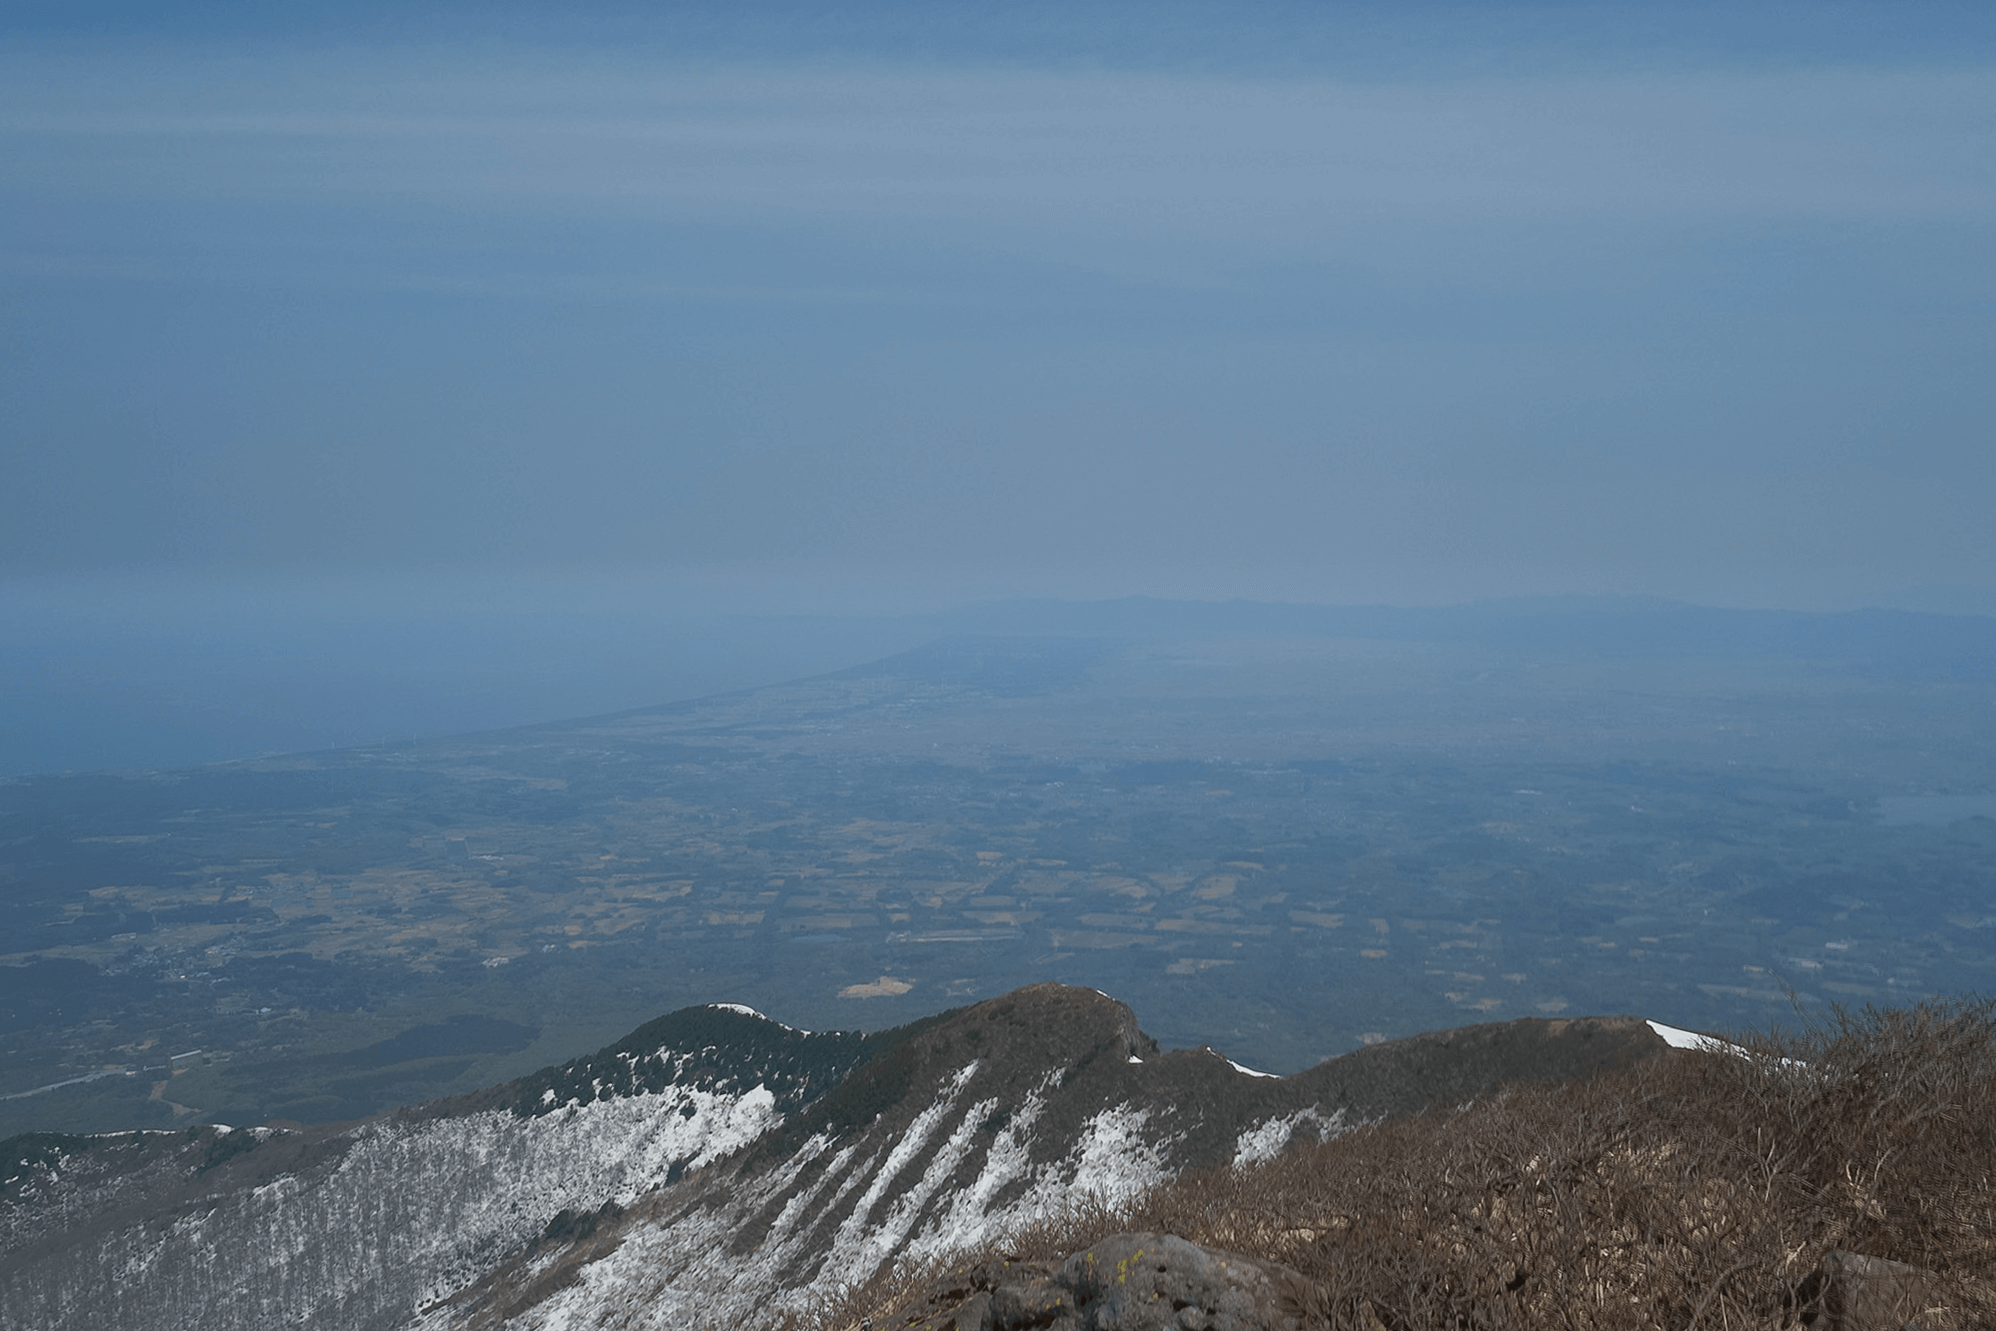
[5,627,1995,1135]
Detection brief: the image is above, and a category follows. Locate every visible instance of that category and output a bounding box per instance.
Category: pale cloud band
[1,25,1993,607]
[5,48,1992,273]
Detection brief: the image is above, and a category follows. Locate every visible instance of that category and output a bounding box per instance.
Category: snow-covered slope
[2,988,1676,1331]
[0,1005,881,1331]
[421,988,1671,1329]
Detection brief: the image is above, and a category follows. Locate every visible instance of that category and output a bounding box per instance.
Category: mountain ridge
[2,982,1675,1331]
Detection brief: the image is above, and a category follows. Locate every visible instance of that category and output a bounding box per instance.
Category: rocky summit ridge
[1,984,1671,1331]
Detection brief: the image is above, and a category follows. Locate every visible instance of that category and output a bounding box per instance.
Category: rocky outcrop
[890,1233,1321,1331]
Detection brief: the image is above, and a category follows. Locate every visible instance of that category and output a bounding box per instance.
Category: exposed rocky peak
[748,983,1158,1165]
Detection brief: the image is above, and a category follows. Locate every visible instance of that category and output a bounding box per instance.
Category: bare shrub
[827,997,1996,1330]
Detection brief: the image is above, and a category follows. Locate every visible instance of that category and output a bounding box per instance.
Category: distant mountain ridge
[1,984,1673,1331]
[910,595,1996,673]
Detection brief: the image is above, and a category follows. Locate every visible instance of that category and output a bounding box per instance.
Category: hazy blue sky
[5,1,1995,610]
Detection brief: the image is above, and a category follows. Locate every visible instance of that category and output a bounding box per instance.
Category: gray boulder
[894,1232,1320,1331]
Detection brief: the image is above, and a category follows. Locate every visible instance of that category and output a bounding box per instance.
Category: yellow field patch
[838,976,913,998]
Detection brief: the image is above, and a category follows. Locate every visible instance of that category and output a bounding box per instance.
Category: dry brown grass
[824,998,1996,1330]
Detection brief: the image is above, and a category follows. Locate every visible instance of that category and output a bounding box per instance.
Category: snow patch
[1232,1107,1348,1168]
[1226,1058,1277,1079]
[1646,1020,1746,1057]
[1647,1019,1808,1070]
[1065,1103,1174,1210]
[705,1002,809,1033]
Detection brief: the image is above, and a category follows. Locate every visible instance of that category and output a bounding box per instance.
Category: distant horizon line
[4,570,1995,622]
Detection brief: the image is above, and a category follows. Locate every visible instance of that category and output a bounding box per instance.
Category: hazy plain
[4,598,1993,1137]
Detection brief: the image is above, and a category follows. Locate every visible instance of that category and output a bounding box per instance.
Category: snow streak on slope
[903,1074,1056,1264]
[901,1099,1184,1267]
[830,1061,982,1276]
[1232,1106,1347,1168]
[491,1073,1001,1329]
[483,1091,1200,1329]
